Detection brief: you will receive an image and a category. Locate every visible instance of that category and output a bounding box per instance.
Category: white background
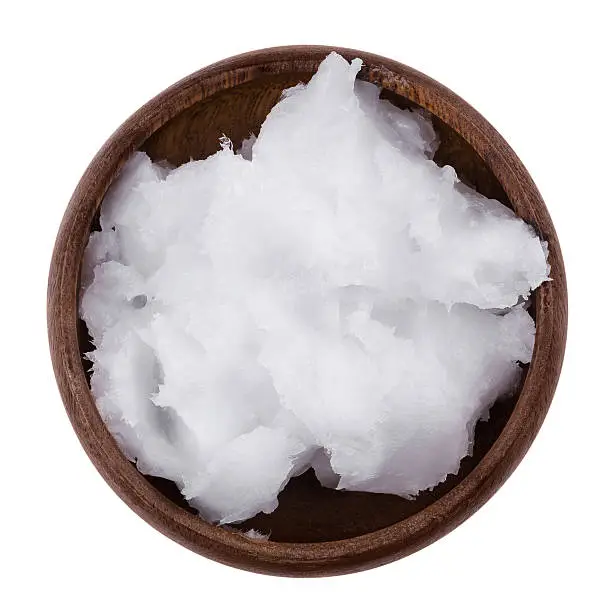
[2,1,610,609]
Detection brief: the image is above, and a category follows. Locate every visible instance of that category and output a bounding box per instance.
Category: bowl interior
[78,70,531,543]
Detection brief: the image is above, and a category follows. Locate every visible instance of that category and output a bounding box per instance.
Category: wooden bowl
[48,45,567,577]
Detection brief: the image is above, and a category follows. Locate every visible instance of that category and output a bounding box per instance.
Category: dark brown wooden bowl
[48,45,567,577]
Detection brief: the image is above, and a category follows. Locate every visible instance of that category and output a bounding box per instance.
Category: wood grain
[48,46,567,577]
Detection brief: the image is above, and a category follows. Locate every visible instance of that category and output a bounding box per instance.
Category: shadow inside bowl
[77,70,534,544]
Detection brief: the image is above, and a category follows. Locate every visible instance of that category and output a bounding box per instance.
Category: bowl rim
[47,44,567,577]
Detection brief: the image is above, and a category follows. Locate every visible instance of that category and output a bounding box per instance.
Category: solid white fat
[81,52,549,524]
